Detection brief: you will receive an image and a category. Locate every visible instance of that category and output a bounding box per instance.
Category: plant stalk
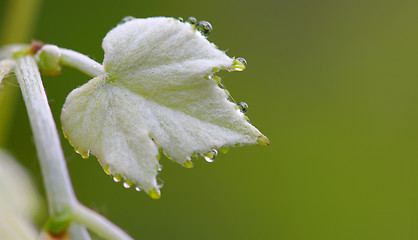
[60,48,104,77]
[15,55,78,215]
[15,54,132,240]
[73,205,133,240]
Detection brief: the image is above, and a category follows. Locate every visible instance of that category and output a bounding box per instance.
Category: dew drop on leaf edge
[231,57,247,71]
[236,57,247,66]
[120,16,135,24]
[123,182,132,188]
[186,16,197,26]
[203,149,218,162]
[237,102,248,113]
[196,21,213,37]
[113,175,122,183]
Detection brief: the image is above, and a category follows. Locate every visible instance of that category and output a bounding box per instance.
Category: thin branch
[60,48,104,77]
[73,205,134,240]
[15,55,78,214]
[15,55,130,240]
[69,223,92,240]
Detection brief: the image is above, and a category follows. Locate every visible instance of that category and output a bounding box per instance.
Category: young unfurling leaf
[61,17,269,198]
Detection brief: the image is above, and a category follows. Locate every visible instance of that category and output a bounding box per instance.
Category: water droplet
[123,182,132,188]
[120,16,135,24]
[231,57,247,71]
[236,57,247,66]
[178,17,184,22]
[135,186,142,192]
[237,102,248,113]
[149,188,161,199]
[196,21,213,37]
[113,175,122,183]
[156,164,162,172]
[186,16,197,26]
[257,135,270,146]
[203,149,218,162]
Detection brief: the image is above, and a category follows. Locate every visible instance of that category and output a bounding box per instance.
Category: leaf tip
[257,135,270,146]
[148,188,161,199]
[183,160,194,168]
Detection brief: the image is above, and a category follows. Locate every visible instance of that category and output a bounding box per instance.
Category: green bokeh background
[2,0,418,239]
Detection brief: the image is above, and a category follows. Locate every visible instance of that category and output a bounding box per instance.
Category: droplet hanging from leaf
[237,102,248,113]
[203,149,218,163]
[196,21,213,37]
[120,16,135,24]
[186,16,197,26]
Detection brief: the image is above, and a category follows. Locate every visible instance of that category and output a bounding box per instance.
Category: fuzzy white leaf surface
[61,17,268,198]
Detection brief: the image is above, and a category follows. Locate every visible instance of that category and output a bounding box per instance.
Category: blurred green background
[2,0,418,239]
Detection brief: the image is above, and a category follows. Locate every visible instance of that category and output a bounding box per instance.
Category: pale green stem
[73,205,133,240]
[15,55,78,214]
[15,55,132,240]
[0,0,41,146]
[68,223,92,240]
[60,48,104,77]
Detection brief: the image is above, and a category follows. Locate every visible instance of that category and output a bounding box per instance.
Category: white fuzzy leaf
[61,17,268,198]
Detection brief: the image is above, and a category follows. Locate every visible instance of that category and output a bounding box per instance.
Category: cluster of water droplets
[179,16,213,37]
[104,165,143,192]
